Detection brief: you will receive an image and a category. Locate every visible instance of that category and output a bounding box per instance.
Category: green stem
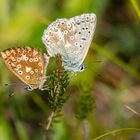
[130,0,140,20]
[93,127,140,140]
[45,111,55,131]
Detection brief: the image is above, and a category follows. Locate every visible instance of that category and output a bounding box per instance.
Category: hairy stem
[45,111,55,131]
[83,119,89,140]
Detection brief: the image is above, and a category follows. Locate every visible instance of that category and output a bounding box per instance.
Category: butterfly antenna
[0,82,13,96]
[3,82,31,95]
[41,85,50,91]
[6,83,15,96]
[96,73,105,80]
[83,63,105,81]
[0,83,22,88]
[93,60,103,63]
[4,82,26,86]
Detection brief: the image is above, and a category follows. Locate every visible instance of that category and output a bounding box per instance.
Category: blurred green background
[0,0,140,140]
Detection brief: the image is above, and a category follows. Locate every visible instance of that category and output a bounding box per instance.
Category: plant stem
[130,0,140,20]
[125,105,140,118]
[45,111,55,131]
[43,111,56,140]
[92,128,140,140]
[83,119,89,140]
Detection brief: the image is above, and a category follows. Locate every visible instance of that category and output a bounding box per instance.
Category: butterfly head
[78,64,85,72]
[63,64,85,73]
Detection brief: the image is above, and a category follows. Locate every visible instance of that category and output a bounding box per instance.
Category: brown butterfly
[0,47,50,91]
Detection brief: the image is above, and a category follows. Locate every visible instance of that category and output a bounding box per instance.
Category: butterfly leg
[40,85,50,91]
[43,53,50,68]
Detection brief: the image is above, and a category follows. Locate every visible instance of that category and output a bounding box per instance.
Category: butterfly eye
[27,86,33,91]
[18,71,23,75]
[26,76,30,80]
[79,64,84,72]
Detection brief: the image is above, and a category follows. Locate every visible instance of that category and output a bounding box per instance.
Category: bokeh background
[0,0,140,140]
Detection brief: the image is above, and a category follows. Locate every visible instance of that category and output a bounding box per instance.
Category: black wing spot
[75,42,78,46]
[81,38,86,41]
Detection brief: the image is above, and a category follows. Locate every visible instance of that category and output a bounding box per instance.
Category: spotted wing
[0,47,49,89]
[42,13,96,72]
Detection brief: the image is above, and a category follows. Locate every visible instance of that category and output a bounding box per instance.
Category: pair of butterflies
[0,13,97,91]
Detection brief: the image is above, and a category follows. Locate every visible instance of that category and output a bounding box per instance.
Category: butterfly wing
[0,47,49,89]
[42,13,96,72]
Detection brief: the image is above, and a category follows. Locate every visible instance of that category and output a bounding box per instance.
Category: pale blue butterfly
[42,13,97,72]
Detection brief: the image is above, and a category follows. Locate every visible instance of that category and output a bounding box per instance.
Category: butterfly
[0,47,50,91]
[42,13,97,72]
